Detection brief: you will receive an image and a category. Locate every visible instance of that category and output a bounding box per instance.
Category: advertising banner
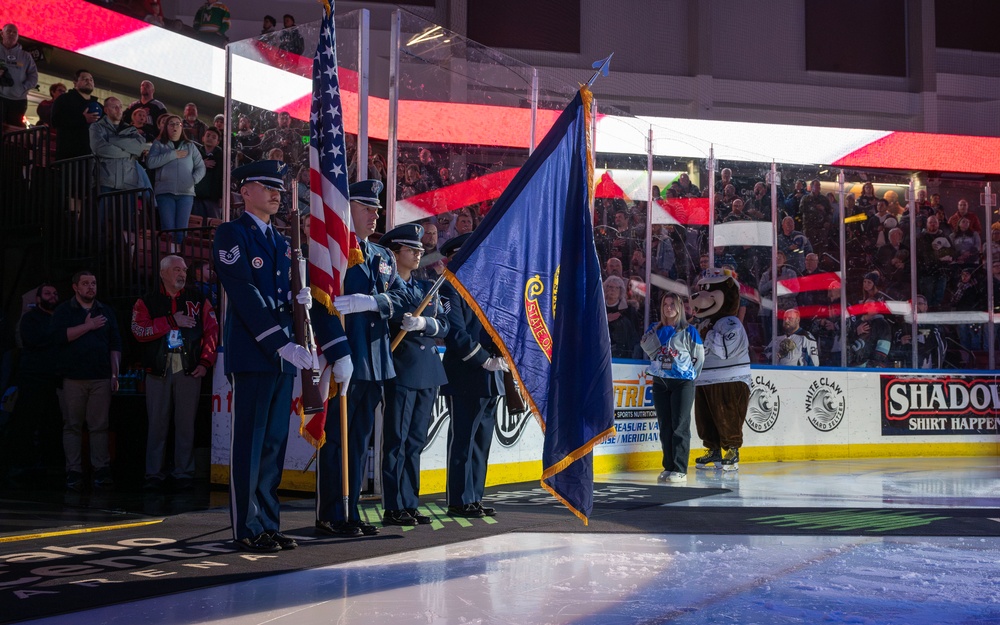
[881,374,1000,435]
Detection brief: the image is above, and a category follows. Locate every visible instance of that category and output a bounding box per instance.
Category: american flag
[302,0,360,448]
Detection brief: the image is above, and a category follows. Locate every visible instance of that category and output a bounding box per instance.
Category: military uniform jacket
[388,277,449,390]
[439,281,504,398]
[213,212,294,375]
[342,239,415,382]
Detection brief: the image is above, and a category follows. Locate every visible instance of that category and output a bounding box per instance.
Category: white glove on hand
[401,313,426,332]
[332,355,353,395]
[296,287,312,310]
[482,356,509,372]
[333,294,378,315]
[277,342,314,370]
[640,330,662,358]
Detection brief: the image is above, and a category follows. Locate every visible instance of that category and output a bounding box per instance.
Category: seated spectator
[605,275,640,359]
[764,308,818,366]
[194,0,231,44]
[722,198,750,222]
[950,217,982,267]
[848,300,895,367]
[947,199,982,235]
[890,295,946,369]
[35,82,66,126]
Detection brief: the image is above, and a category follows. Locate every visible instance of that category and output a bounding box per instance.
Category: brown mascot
[689,268,751,471]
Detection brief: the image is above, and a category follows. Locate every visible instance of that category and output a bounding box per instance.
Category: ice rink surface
[19,457,1000,625]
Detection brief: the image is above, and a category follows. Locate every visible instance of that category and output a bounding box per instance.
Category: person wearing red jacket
[131,255,218,492]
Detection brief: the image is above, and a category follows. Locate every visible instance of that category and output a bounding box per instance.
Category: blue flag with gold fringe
[444,86,615,523]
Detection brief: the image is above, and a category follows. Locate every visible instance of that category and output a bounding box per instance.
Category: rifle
[289,186,325,414]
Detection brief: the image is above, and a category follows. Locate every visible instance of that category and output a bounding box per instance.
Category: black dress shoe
[382,510,417,526]
[265,530,298,549]
[447,503,485,518]
[349,519,381,535]
[315,520,363,537]
[475,502,497,517]
[406,508,432,525]
[234,533,282,553]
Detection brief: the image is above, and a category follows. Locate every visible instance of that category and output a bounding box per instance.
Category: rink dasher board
[208,357,1000,491]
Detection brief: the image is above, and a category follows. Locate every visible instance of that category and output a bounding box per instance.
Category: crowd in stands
[598,167,998,370]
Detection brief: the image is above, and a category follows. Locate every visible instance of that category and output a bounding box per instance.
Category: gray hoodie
[0,42,38,100]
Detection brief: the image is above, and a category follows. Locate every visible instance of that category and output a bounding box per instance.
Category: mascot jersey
[644,323,704,381]
[695,315,751,387]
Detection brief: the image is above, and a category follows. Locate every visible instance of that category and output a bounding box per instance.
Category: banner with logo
[881,374,1000,435]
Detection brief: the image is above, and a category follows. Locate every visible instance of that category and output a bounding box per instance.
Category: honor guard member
[379,224,449,526]
[316,180,416,537]
[213,160,316,553]
[439,233,507,518]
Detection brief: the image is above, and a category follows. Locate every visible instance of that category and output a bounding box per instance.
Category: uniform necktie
[266,227,276,251]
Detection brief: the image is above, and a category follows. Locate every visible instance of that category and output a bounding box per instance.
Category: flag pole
[390,273,447,351]
[586,52,613,87]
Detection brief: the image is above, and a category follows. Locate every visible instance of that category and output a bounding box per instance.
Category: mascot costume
[689,268,751,470]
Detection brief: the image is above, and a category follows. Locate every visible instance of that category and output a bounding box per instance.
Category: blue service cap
[440,232,472,257]
[349,179,384,208]
[380,223,425,250]
[233,160,288,191]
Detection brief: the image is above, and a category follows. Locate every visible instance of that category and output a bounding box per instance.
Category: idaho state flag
[445,87,615,523]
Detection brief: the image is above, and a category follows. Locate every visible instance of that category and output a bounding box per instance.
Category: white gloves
[332,355,353,395]
[334,294,378,315]
[401,313,426,332]
[277,342,315,370]
[640,331,662,358]
[296,287,312,310]
[482,356,509,372]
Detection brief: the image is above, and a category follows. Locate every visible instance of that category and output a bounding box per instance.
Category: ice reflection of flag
[444,87,615,523]
[302,0,361,448]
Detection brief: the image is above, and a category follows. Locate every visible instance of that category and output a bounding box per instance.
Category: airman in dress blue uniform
[213,160,316,552]
[438,233,507,519]
[379,224,449,526]
[315,180,416,537]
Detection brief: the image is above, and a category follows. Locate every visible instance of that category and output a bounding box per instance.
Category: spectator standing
[950,217,982,267]
[605,275,640,359]
[948,199,982,236]
[189,259,217,307]
[0,24,38,129]
[799,179,833,255]
[260,15,277,35]
[261,111,301,165]
[35,82,66,127]
[89,97,148,194]
[777,216,813,274]
[193,0,231,44]
[194,126,223,219]
[379,224,449,526]
[51,271,121,491]
[123,80,168,128]
[640,292,704,483]
[212,160,314,552]
[233,115,262,165]
[1,284,64,488]
[182,103,207,144]
[147,114,205,251]
[50,69,102,160]
[212,113,225,136]
[131,255,218,491]
[891,295,946,369]
[916,216,954,309]
[129,106,156,141]
[279,15,304,55]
